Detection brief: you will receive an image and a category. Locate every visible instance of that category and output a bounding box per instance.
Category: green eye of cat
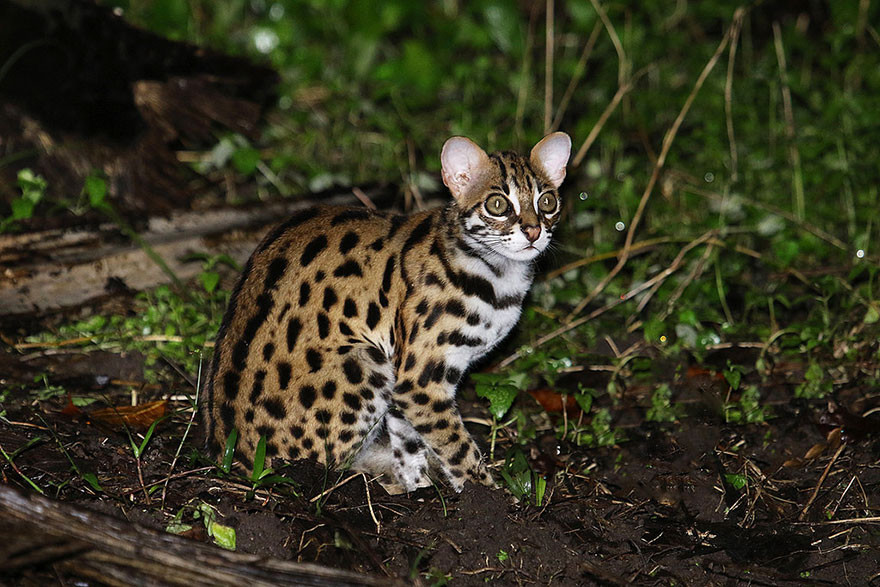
[538,193,557,213]
[485,195,510,216]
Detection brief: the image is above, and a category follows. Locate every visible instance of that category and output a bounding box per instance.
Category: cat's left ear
[530,132,571,189]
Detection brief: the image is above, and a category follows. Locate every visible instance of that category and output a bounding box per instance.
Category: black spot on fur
[412,392,430,405]
[257,208,320,254]
[314,270,325,282]
[446,300,466,317]
[337,345,352,355]
[343,298,358,317]
[366,346,387,364]
[395,380,413,394]
[277,362,292,389]
[342,392,361,411]
[322,380,337,399]
[382,256,395,292]
[405,439,421,454]
[466,312,481,326]
[331,209,372,225]
[306,349,322,372]
[447,330,483,347]
[244,408,254,423]
[339,322,354,336]
[368,372,387,388]
[341,411,357,425]
[298,385,317,409]
[369,238,384,251]
[414,423,433,434]
[432,399,454,413]
[299,282,311,305]
[315,409,332,424]
[263,397,287,420]
[317,313,330,339]
[220,402,235,429]
[322,287,338,310]
[300,235,328,267]
[408,322,420,344]
[262,343,275,361]
[424,305,443,330]
[404,354,416,371]
[291,425,304,439]
[339,231,359,254]
[342,357,363,384]
[249,370,266,403]
[223,372,240,400]
[339,430,354,442]
[424,272,443,287]
[286,317,302,352]
[359,386,375,400]
[264,257,288,290]
[378,289,388,308]
[386,215,407,240]
[366,302,380,329]
[445,367,462,384]
[333,260,363,278]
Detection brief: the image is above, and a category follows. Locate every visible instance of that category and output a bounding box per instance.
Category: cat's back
[201,204,431,463]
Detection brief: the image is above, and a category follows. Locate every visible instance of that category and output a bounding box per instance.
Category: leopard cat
[201,132,571,492]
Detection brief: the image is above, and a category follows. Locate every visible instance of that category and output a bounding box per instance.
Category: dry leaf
[528,388,577,413]
[91,400,167,430]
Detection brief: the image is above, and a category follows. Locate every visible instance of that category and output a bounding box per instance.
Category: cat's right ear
[441,137,489,201]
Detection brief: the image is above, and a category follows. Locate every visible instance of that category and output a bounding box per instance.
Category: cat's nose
[521,224,541,243]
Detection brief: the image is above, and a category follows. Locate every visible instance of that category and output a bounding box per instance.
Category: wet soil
[1,337,878,586]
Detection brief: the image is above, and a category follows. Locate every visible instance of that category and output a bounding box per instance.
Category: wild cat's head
[441,132,571,262]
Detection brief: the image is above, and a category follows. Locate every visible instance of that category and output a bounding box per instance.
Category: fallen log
[0,189,410,317]
[0,484,402,586]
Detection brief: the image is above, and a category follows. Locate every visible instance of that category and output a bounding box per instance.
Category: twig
[799,443,846,521]
[161,361,202,508]
[309,472,361,503]
[544,0,555,134]
[588,0,627,87]
[514,11,537,143]
[551,20,602,131]
[352,187,377,210]
[362,473,381,534]
[571,73,643,168]
[724,13,742,181]
[566,8,744,322]
[772,21,805,220]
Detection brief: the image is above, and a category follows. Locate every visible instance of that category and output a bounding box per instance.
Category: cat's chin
[496,245,545,262]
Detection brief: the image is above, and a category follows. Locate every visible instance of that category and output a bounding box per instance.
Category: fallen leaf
[91,400,167,430]
[528,388,578,413]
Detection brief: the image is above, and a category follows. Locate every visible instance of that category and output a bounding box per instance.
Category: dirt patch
[1,344,879,585]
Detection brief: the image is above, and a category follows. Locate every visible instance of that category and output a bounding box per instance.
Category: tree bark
[0,484,402,586]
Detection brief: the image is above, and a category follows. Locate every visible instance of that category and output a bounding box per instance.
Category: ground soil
[1,331,878,585]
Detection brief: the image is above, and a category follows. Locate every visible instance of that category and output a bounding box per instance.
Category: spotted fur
[202,133,571,492]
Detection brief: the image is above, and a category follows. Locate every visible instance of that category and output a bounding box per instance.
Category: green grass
[9,2,880,477]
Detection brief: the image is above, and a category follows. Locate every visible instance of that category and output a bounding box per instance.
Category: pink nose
[522,225,541,243]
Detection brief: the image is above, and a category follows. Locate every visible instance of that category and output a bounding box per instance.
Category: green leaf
[222,428,238,473]
[864,305,879,324]
[200,271,221,293]
[723,368,741,391]
[574,391,593,414]
[724,473,748,491]
[210,521,237,550]
[232,146,261,175]
[85,174,108,208]
[475,383,519,419]
[252,435,267,482]
[81,472,103,492]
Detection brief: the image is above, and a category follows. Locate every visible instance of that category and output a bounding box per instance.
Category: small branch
[566,8,744,322]
[551,21,602,131]
[799,443,846,521]
[724,13,743,182]
[772,21,805,220]
[544,0,555,134]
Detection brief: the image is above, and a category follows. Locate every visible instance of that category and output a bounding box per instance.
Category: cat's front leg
[392,377,493,492]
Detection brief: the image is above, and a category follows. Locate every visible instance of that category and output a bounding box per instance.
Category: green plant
[0,169,46,232]
[646,384,682,423]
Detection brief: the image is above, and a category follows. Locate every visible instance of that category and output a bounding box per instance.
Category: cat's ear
[530,132,571,189]
[441,137,490,201]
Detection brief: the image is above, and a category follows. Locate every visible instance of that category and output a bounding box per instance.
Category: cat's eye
[538,193,557,213]
[485,195,510,216]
